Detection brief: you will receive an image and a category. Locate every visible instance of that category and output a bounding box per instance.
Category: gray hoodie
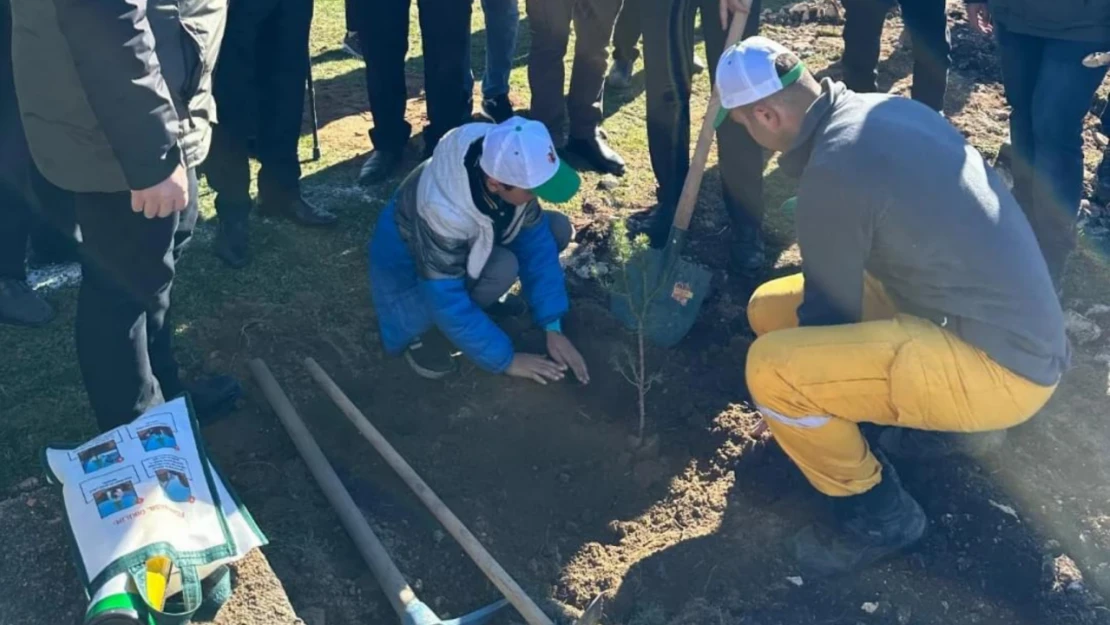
[779,80,1069,386]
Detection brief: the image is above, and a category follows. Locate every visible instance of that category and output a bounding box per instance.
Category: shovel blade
[609,248,711,348]
[404,599,509,625]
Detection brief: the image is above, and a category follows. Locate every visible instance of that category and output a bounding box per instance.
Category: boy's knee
[472,247,519,308]
[546,210,574,251]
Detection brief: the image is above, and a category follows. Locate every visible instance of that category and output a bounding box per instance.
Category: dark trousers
[0,0,75,279]
[643,0,764,243]
[356,0,472,154]
[527,0,624,145]
[469,211,574,306]
[840,0,949,112]
[996,23,1109,285]
[207,0,313,214]
[612,0,642,63]
[74,170,199,431]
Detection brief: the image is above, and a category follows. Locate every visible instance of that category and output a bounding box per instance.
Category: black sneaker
[168,375,242,424]
[404,328,457,379]
[879,428,1006,460]
[0,277,55,327]
[481,94,515,123]
[790,453,927,577]
[257,194,338,227]
[342,32,363,60]
[606,59,634,90]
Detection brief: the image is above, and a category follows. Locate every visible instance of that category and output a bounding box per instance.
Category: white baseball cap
[714,36,806,128]
[480,116,581,204]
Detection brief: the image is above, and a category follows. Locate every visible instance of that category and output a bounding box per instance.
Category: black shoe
[481,94,515,123]
[214,216,250,269]
[0,278,55,327]
[790,453,927,577]
[564,135,626,176]
[180,375,243,424]
[879,428,1006,460]
[258,195,338,227]
[404,328,457,380]
[606,59,634,90]
[342,31,363,60]
[729,228,768,278]
[486,293,527,320]
[359,150,403,186]
[1097,149,1110,204]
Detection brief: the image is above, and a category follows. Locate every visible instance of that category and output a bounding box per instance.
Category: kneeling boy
[369,117,590,386]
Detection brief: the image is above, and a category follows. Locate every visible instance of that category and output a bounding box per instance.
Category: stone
[1064,310,1102,345]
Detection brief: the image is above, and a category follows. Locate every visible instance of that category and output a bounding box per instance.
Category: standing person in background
[607,0,706,90]
[839,0,950,112]
[468,0,520,123]
[9,0,241,431]
[527,0,627,176]
[967,0,1110,290]
[342,0,362,59]
[357,0,473,185]
[639,0,765,278]
[206,0,337,269]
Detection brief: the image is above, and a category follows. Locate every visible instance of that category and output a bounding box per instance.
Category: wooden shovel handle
[672,1,753,232]
[304,358,557,625]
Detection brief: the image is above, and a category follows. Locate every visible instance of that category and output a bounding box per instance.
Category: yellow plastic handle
[145,556,174,611]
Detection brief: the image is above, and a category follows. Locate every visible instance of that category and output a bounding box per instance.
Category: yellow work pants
[745,274,1057,497]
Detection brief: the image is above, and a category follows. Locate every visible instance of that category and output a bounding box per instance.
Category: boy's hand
[507,353,566,385]
[547,332,590,384]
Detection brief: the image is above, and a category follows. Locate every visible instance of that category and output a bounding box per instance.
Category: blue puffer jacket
[368,127,569,373]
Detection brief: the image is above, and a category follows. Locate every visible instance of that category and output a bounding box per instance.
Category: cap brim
[713,106,731,129]
[531,158,580,204]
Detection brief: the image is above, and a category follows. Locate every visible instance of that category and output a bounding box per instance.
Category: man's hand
[131,165,188,219]
[506,353,566,385]
[966,3,993,36]
[719,0,748,30]
[547,331,590,384]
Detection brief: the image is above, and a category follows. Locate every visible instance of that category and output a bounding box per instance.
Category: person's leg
[838,0,891,94]
[566,0,623,142]
[417,0,473,155]
[612,0,642,64]
[480,0,519,101]
[1027,37,1110,285]
[73,190,179,430]
[545,210,574,252]
[700,0,764,275]
[642,0,697,246]
[360,0,412,155]
[995,25,1042,248]
[897,0,949,111]
[527,0,574,146]
[470,247,521,308]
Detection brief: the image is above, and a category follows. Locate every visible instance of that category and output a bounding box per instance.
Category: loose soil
[190,6,1110,625]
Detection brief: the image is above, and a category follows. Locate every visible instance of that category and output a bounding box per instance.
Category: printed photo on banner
[93,481,142,519]
[138,426,178,452]
[78,441,123,474]
[155,469,193,503]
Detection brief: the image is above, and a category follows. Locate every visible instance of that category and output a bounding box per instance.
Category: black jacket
[9,0,226,193]
[970,0,1110,43]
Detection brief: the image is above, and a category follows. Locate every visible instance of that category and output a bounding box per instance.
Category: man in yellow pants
[715,38,1069,575]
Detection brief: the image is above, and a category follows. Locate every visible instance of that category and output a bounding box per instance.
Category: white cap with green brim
[714,36,807,128]
[480,116,582,204]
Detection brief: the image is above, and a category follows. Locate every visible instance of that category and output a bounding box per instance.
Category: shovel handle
[304,358,557,625]
[671,2,753,233]
[248,359,416,618]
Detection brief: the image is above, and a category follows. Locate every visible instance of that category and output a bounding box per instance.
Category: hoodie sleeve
[52,0,181,190]
[420,277,515,373]
[507,207,570,328]
[795,165,874,327]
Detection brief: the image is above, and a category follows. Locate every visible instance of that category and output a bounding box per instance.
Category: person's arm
[795,167,874,327]
[52,0,182,190]
[506,205,570,328]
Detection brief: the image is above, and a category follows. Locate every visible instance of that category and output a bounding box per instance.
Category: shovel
[610,5,752,347]
[249,359,509,625]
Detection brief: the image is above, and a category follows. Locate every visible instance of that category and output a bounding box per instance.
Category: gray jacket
[780,80,1069,386]
[9,0,226,193]
[973,0,1110,43]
